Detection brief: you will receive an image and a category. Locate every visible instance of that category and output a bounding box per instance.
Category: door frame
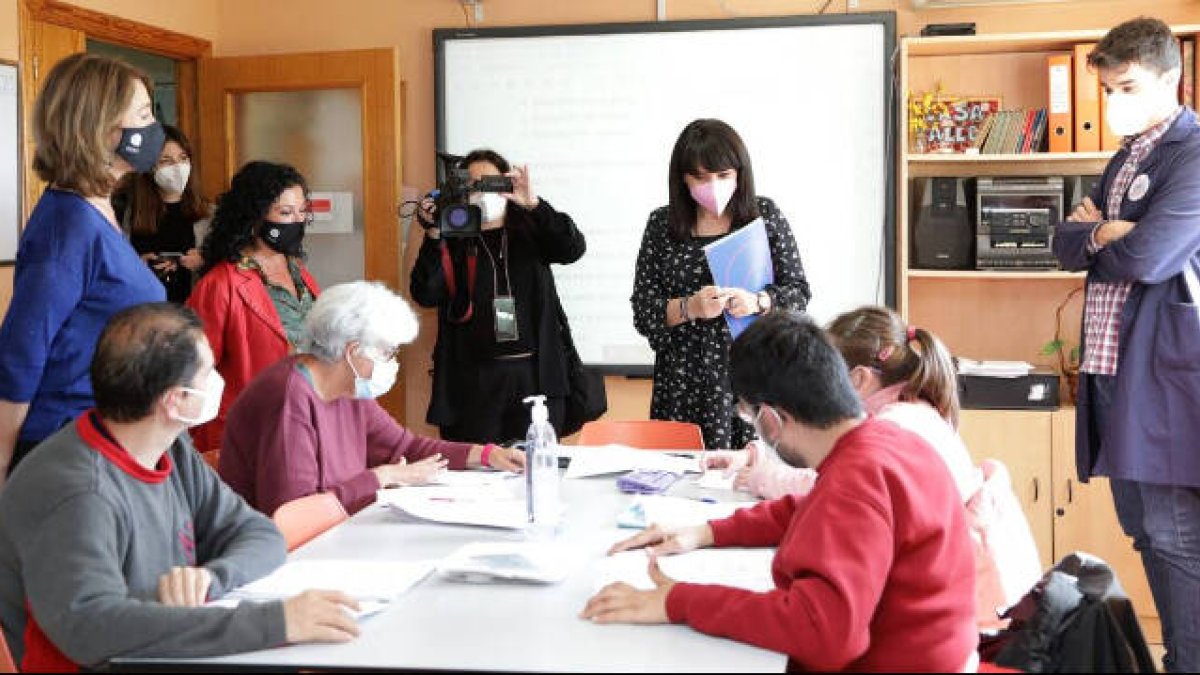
[198,48,405,422]
[18,0,212,217]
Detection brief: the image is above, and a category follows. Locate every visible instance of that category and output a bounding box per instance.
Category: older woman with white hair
[218,280,525,516]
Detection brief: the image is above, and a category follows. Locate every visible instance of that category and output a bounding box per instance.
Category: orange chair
[1,627,16,673]
[577,420,705,450]
[272,492,348,552]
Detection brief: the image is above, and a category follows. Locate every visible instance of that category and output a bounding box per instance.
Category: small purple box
[617,469,681,495]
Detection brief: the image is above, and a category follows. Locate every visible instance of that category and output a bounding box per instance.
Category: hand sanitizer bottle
[523,395,561,539]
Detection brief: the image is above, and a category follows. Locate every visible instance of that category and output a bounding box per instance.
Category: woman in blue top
[0,54,167,484]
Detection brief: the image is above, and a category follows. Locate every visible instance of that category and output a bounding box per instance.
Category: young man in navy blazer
[1053,16,1200,673]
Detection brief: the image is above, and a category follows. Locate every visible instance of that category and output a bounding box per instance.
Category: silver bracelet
[679,295,691,323]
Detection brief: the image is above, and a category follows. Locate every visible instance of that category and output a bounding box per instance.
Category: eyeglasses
[363,344,402,363]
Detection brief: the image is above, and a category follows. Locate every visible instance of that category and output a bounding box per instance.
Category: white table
[115,474,786,672]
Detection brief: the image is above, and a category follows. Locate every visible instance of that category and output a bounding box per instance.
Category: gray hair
[300,280,419,361]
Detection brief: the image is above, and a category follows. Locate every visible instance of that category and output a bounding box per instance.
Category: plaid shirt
[1080,107,1183,375]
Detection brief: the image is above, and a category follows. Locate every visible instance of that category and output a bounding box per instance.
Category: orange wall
[1,0,17,61]
[65,0,219,42]
[210,0,1200,434]
[4,0,1199,429]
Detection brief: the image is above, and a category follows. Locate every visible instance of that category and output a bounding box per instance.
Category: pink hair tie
[877,345,895,362]
[906,326,917,341]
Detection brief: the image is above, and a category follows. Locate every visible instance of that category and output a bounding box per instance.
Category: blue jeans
[1093,374,1200,672]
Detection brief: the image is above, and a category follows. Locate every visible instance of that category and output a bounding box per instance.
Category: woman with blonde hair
[0,54,166,483]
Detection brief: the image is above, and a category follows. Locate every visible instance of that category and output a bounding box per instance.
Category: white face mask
[1103,69,1178,138]
[1104,91,1160,137]
[473,192,508,223]
[745,404,795,469]
[174,369,224,427]
[153,163,191,195]
[347,347,399,399]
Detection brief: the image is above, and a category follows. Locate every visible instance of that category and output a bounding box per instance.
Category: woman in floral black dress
[631,119,810,450]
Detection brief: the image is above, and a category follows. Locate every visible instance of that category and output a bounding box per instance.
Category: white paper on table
[438,542,572,584]
[693,469,737,491]
[431,470,520,487]
[594,549,776,593]
[208,595,389,621]
[378,487,532,529]
[564,445,701,479]
[229,559,435,602]
[616,495,745,529]
[379,482,517,504]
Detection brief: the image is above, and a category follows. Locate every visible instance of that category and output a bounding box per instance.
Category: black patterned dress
[630,196,810,450]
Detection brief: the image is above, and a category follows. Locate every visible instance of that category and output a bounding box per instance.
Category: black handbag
[556,305,607,436]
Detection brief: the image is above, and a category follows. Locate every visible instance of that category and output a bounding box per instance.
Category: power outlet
[848,0,860,8]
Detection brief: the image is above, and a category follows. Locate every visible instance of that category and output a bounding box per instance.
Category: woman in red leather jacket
[187,161,320,454]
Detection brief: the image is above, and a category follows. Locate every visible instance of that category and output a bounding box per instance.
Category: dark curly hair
[200,160,308,274]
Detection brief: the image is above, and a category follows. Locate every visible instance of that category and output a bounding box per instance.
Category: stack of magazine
[972,108,1049,155]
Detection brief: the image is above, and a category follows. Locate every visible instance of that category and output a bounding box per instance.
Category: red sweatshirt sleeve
[362,401,473,470]
[667,487,894,672]
[708,494,801,548]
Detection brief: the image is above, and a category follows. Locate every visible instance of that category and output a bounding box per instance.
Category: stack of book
[974,108,1048,154]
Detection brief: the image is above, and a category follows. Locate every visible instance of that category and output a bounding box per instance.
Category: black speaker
[912,177,974,270]
[1065,175,1103,209]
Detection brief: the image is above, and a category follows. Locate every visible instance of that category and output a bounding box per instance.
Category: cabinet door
[959,409,1055,570]
[1051,409,1159,641]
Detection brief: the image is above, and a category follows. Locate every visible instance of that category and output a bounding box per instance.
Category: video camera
[432,152,514,238]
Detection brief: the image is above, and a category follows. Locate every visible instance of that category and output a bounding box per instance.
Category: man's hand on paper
[607,523,713,557]
[283,589,361,644]
[689,285,732,320]
[580,555,675,625]
[158,566,212,607]
[702,443,759,492]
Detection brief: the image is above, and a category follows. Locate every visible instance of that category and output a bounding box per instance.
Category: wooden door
[17,6,84,222]
[197,49,405,423]
[1051,409,1159,642]
[959,409,1055,570]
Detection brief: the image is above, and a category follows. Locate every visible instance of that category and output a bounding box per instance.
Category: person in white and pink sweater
[708,306,980,500]
[707,305,1041,629]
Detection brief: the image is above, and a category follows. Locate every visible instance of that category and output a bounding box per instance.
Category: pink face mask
[689,177,737,216]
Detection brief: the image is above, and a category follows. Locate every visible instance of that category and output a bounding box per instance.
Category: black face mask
[257,219,306,257]
[115,121,166,173]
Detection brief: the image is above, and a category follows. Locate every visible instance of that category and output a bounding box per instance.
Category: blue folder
[702,217,774,339]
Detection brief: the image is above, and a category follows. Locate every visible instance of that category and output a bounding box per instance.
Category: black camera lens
[445,205,472,230]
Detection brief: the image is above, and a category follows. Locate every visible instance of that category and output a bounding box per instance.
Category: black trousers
[439,356,565,446]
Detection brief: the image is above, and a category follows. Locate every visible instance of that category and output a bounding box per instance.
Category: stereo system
[975,176,1063,270]
[911,175,1098,271]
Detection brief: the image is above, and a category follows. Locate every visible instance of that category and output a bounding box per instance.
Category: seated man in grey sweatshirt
[0,302,361,671]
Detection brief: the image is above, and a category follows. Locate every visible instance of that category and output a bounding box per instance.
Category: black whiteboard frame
[434,12,897,376]
[1,58,21,266]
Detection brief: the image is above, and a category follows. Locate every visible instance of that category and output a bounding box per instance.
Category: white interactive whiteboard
[1,61,19,264]
[436,14,896,373]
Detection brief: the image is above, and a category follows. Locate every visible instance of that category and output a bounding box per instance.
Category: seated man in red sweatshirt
[582,310,978,672]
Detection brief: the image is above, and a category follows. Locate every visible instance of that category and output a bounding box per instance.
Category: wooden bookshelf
[907,269,1085,280]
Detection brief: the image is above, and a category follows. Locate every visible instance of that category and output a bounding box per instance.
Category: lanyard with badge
[480,231,519,342]
[439,233,518,342]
